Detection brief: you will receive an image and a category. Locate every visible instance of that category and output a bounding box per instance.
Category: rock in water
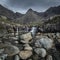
[19,50,32,59]
[20,32,32,43]
[35,37,53,50]
[34,48,47,58]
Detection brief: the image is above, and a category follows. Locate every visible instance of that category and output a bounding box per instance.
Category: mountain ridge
[0,4,60,24]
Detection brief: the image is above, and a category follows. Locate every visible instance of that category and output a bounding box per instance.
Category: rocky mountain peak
[26,8,34,14]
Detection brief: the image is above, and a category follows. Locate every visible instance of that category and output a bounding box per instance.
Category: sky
[0,0,60,14]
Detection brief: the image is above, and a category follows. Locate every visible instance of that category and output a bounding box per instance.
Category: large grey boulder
[34,48,47,58]
[0,43,20,56]
[35,37,53,50]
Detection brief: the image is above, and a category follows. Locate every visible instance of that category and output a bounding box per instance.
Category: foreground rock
[34,48,47,58]
[35,36,53,50]
[46,55,53,60]
[0,43,20,56]
[20,32,32,43]
[19,50,32,59]
[24,44,32,51]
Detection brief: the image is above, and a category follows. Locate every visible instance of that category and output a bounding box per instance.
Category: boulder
[24,44,32,51]
[35,37,53,50]
[46,55,53,60]
[0,54,8,60]
[4,45,20,56]
[14,55,20,60]
[34,48,47,58]
[19,50,32,59]
[20,32,32,43]
[56,33,60,39]
[0,43,20,56]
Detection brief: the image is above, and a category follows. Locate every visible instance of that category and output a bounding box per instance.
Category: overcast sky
[0,0,60,14]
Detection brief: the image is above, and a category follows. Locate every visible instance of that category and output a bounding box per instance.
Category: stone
[56,33,60,39]
[4,45,20,56]
[9,37,18,40]
[35,37,53,50]
[20,32,32,43]
[14,55,20,60]
[14,41,19,44]
[34,48,47,58]
[19,50,32,59]
[0,43,20,56]
[0,54,8,60]
[57,39,60,43]
[24,44,32,51]
[46,55,53,60]
[0,49,4,54]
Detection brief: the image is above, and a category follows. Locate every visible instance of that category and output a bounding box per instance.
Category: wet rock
[19,50,32,59]
[24,44,32,51]
[35,37,53,50]
[20,32,32,43]
[34,48,47,58]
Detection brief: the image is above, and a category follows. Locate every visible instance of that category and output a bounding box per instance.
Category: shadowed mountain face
[0,4,60,24]
[43,6,60,18]
[0,5,23,20]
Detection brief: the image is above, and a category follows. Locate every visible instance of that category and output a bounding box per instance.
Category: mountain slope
[0,4,23,19]
[16,9,42,24]
[36,5,60,19]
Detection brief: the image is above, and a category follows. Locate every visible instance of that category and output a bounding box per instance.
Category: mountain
[37,5,60,19]
[0,4,23,19]
[16,8,42,24]
[0,4,60,24]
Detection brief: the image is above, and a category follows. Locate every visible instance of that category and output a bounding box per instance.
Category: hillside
[0,4,23,19]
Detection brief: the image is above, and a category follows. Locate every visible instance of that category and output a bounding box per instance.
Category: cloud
[0,0,60,13]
